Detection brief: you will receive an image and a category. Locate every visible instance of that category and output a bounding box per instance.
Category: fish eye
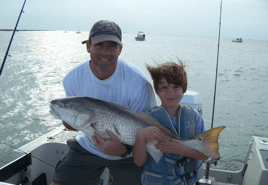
[198,138,202,141]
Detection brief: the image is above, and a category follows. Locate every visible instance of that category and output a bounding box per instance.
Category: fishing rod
[211,0,223,130]
[204,0,223,183]
[0,0,27,77]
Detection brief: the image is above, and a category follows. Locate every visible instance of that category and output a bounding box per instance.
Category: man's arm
[92,130,127,156]
[63,120,127,156]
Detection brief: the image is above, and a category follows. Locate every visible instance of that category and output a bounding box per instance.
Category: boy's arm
[133,126,168,166]
[133,132,148,167]
[155,139,209,160]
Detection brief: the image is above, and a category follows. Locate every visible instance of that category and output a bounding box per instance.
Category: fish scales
[92,104,151,145]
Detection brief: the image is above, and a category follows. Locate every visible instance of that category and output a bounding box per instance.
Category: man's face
[87,40,122,74]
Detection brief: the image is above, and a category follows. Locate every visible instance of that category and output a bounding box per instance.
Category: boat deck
[47,127,78,143]
[1,126,243,184]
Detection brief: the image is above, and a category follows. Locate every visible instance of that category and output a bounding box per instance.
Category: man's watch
[121,144,133,158]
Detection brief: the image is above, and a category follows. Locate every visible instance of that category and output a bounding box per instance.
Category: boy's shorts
[52,138,144,185]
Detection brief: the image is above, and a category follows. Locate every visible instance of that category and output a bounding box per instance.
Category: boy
[133,59,208,185]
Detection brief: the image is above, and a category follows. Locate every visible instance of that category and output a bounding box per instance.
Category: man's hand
[92,130,127,156]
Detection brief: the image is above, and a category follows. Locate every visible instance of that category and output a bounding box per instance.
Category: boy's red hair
[146,58,187,93]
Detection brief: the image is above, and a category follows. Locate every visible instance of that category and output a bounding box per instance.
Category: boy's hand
[92,130,127,156]
[137,126,168,142]
[155,138,186,155]
[156,138,209,160]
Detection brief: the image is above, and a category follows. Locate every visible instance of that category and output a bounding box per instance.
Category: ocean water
[0,31,268,171]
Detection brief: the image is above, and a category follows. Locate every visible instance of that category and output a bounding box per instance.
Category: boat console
[242,136,268,185]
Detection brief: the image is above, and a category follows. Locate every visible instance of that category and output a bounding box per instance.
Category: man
[51,20,156,185]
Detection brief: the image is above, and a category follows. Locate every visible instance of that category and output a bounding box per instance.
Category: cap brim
[91,35,122,46]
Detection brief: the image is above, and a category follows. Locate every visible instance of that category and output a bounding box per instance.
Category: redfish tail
[197,126,226,160]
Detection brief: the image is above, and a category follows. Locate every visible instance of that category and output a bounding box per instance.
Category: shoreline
[0,29,50,31]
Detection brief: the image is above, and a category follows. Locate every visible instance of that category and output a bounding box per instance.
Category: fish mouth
[49,104,61,119]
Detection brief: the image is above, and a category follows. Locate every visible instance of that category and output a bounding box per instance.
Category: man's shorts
[52,138,144,185]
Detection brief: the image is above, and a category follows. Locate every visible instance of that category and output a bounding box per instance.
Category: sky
[0,0,267,40]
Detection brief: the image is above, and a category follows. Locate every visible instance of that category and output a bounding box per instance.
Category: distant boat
[232,38,242,43]
[64,31,67,33]
[76,30,81,34]
[135,31,145,41]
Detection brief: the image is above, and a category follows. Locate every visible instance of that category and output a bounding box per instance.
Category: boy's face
[157,78,184,110]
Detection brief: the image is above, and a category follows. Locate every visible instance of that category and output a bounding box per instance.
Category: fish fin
[135,113,158,125]
[110,102,130,111]
[88,97,131,112]
[79,123,96,142]
[195,126,226,160]
[135,113,177,139]
[146,140,163,163]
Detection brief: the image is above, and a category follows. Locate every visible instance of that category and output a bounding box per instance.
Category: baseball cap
[82,20,122,46]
